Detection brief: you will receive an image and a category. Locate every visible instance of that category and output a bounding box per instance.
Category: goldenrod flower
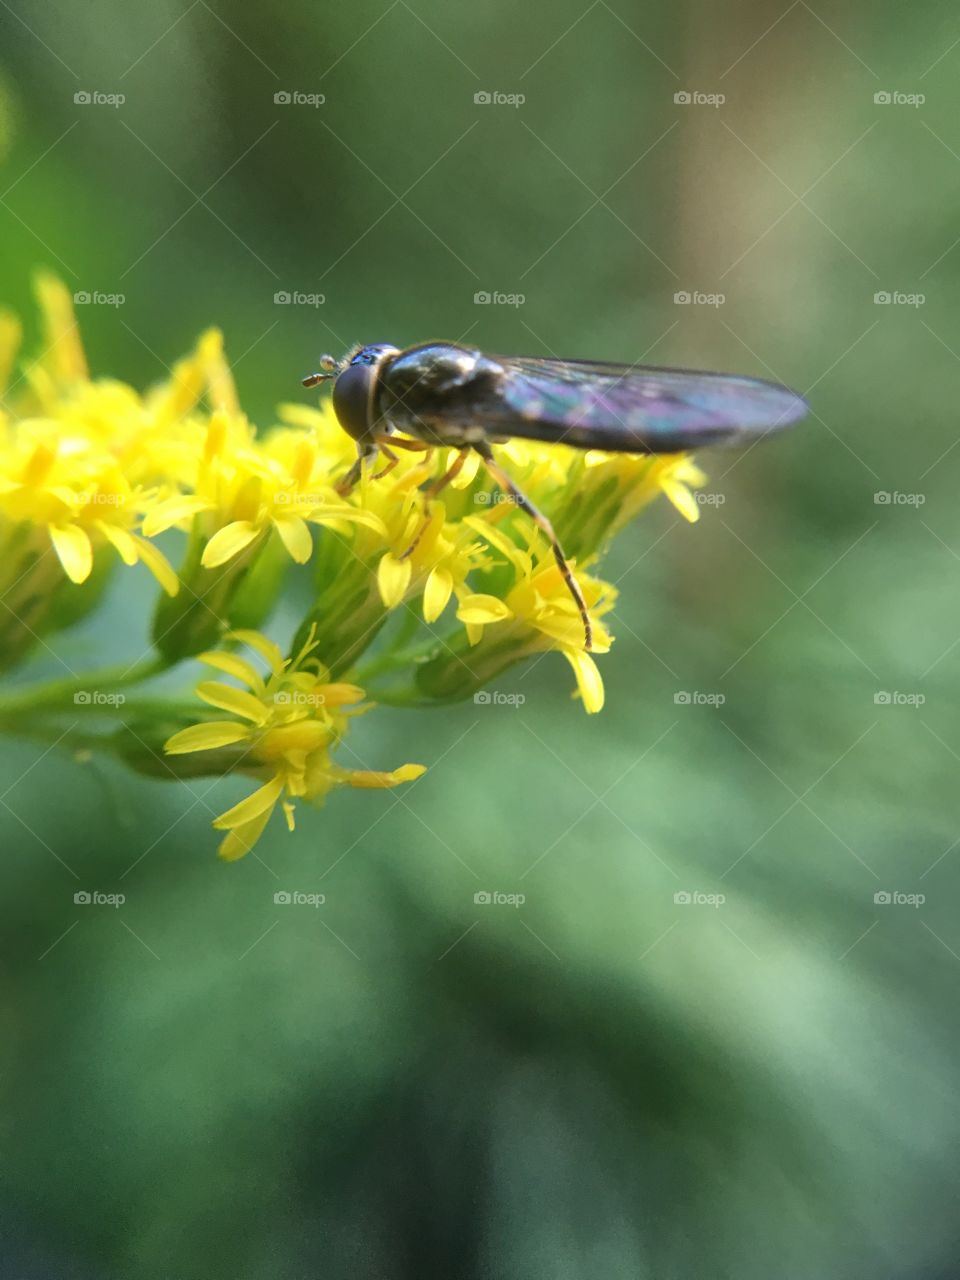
[164,629,426,859]
[144,411,386,570]
[0,273,725,856]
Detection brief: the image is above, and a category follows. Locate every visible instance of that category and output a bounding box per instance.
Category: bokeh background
[2,2,959,1277]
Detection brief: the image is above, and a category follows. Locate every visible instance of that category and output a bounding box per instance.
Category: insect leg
[335,443,378,497]
[473,441,593,651]
[371,443,400,481]
[375,436,433,453]
[398,448,469,562]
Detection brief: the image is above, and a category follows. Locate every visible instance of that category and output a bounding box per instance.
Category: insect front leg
[397,448,469,562]
[473,441,593,652]
[335,442,379,497]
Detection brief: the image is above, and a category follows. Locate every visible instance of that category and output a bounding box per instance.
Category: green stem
[0,654,172,717]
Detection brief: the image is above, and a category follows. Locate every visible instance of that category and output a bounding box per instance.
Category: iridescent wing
[380,345,808,454]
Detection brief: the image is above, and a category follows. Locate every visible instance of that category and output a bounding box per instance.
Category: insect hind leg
[473,441,593,652]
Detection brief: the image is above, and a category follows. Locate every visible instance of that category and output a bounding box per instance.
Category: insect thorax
[377,343,504,442]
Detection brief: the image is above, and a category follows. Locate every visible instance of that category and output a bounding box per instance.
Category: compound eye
[332,362,376,441]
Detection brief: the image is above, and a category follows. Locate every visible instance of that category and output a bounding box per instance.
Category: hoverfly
[303,342,808,650]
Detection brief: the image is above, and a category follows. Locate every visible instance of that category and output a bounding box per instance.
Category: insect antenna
[473,441,593,652]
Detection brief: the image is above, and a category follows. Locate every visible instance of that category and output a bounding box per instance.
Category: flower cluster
[0,275,708,857]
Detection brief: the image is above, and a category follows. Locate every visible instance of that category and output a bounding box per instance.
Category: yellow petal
[456,594,513,626]
[227,629,285,673]
[49,523,93,583]
[463,516,530,572]
[212,772,284,830]
[96,521,138,566]
[217,804,275,861]
[562,647,605,714]
[319,682,365,708]
[165,721,250,754]
[132,534,179,596]
[345,763,427,789]
[0,309,22,394]
[450,448,481,489]
[141,495,213,536]
[35,271,87,382]
[423,566,453,624]
[307,505,387,537]
[378,552,412,608]
[196,680,269,724]
[198,650,265,693]
[274,514,313,563]
[660,479,700,523]
[201,520,261,568]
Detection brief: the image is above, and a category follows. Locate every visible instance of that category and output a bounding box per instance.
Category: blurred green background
[2,2,960,1276]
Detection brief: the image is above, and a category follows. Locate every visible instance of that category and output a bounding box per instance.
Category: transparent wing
[381,345,808,454]
[482,354,809,453]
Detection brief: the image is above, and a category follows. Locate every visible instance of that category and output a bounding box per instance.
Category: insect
[303,342,808,650]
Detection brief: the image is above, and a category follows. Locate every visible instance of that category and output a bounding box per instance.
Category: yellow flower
[0,429,177,593]
[455,516,614,713]
[143,410,387,569]
[164,629,426,860]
